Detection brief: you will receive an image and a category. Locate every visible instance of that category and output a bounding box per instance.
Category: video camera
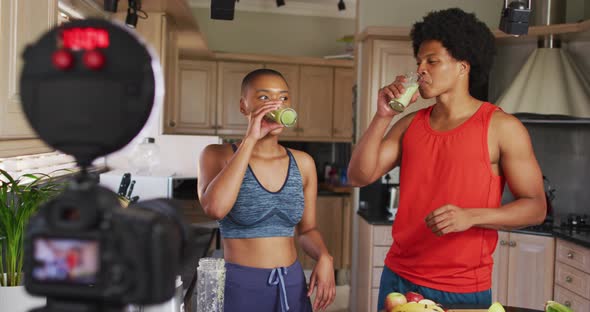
[19,19,192,312]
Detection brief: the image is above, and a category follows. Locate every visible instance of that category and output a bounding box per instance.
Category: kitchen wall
[191,8,355,57]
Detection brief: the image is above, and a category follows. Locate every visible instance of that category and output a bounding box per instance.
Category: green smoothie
[388,82,419,113]
[265,107,298,127]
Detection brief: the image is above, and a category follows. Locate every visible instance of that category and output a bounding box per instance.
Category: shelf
[357,19,590,43]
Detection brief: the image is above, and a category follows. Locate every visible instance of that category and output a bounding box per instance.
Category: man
[347,8,546,309]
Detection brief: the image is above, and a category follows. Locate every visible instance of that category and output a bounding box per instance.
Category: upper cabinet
[298,66,334,140]
[167,55,354,142]
[358,39,435,134]
[0,0,58,139]
[216,62,263,136]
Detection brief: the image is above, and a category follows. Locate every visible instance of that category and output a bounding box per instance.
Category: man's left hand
[425,204,473,236]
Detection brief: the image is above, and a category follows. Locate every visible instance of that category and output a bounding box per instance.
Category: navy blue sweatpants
[224,260,312,312]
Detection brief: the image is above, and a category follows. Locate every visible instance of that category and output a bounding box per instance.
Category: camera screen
[32,238,99,284]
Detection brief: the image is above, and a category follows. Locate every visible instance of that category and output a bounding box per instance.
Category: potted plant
[0,169,65,311]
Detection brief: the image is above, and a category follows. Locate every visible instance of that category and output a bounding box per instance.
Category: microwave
[99,170,197,201]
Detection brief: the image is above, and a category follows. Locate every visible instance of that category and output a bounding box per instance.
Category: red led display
[61,27,109,50]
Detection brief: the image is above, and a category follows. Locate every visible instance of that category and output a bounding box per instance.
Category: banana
[545,301,573,312]
[391,302,445,312]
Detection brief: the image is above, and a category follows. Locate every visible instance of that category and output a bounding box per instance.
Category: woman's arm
[293,150,335,311]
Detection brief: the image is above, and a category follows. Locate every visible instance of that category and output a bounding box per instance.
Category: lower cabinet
[296,195,352,271]
[492,231,555,311]
[553,238,590,311]
[354,217,393,312]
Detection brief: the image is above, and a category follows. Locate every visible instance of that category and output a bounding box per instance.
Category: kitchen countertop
[358,210,588,248]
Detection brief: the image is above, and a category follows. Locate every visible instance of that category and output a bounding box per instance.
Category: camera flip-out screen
[32,238,99,285]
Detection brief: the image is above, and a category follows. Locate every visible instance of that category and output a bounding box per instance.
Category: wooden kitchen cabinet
[216,62,263,136]
[492,231,555,311]
[333,68,354,140]
[354,216,393,312]
[167,60,217,134]
[554,238,590,310]
[358,39,435,135]
[296,196,352,271]
[264,63,299,138]
[0,0,57,153]
[297,66,334,140]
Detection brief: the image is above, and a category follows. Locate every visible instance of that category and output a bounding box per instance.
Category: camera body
[499,0,532,36]
[24,183,182,306]
[19,19,189,311]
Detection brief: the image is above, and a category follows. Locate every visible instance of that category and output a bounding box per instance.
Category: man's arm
[475,112,547,229]
[347,113,415,186]
[426,112,546,234]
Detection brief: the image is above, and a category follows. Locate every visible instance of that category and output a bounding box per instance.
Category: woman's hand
[244,101,284,141]
[307,254,336,311]
[376,75,420,118]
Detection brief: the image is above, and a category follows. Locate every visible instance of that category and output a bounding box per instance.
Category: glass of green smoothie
[388,72,421,113]
[265,106,298,127]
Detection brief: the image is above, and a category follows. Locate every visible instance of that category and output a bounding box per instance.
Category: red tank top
[384,102,505,293]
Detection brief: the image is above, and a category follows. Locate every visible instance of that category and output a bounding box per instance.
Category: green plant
[0,169,64,286]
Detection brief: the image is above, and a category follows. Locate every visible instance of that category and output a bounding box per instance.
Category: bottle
[196,258,225,312]
[130,137,160,175]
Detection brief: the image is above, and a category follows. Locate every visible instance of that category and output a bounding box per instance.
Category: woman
[197,68,336,312]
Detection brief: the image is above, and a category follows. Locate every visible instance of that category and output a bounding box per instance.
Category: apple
[384,292,407,311]
[404,291,424,303]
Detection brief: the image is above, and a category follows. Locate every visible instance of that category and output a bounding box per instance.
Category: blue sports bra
[218,144,305,239]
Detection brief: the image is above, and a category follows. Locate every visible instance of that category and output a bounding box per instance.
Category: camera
[499,0,532,36]
[19,19,191,311]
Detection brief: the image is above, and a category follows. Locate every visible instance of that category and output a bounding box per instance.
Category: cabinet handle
[564,301,571,307]
[566,276,573,283]
[333,128,339,133]
[499,240,507,246]
[567,251,574,259]
[168,120,176,127]
[509,240,516,247]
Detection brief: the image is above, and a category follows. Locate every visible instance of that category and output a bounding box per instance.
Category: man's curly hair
[411,8,496,90]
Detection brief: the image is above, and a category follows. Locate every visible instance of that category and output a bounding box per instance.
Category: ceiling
[189,0,356,19]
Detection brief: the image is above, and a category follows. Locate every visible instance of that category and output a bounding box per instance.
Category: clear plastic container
[130,137,160,175]
[196,258,225,312]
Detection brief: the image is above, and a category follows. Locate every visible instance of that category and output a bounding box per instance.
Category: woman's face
[241,74,290,114]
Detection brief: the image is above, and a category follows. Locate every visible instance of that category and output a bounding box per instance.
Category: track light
[104,0,119,12]
[277,0,285,7]
[338,0,345,11]
[125,0,139,28]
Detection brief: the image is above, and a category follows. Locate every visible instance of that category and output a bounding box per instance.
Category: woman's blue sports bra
[218,144,305,239]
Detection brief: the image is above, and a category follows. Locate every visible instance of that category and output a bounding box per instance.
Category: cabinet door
[167,60,217,134]
[333,68,354,141]
[217,62,263,136]
[359,40,435,134]
[492,231,510,304]
[0,0,58,139]
[506,233,555,311]
[298,66,334,140]
[297,196,344,270]
[265,63,299,138]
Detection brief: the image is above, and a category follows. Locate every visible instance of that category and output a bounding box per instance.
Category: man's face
[416,40,466,99]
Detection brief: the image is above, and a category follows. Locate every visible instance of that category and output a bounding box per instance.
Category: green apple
[384,292,407,311]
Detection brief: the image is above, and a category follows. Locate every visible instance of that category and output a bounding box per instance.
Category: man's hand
[425,204,473,236]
